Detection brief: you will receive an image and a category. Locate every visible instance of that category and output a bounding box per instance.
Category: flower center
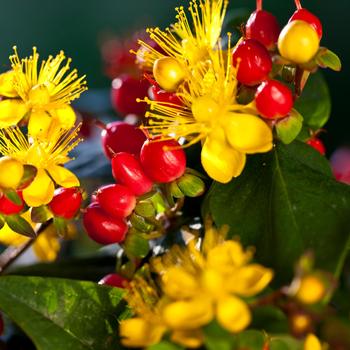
[28,84,51,107]
[192,96,220,123]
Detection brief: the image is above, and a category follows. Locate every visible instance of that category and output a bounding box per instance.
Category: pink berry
[232,39,272,86]
[111,152,153,196]
[289,8,323,39]
[330,147,350,184]
[0,191,24,215]
[49,187,83,219]
[83,203,128,245]
[95,184,136,218]
[246,10,280,50]
[101,121,146,159]
[307,138,326,155]
[98,273,129,288]
[140,139,186,183]
[110,74,149,116]
[255,80,294,119]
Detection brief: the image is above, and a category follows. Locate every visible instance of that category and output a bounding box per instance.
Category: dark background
[0,0,348,148]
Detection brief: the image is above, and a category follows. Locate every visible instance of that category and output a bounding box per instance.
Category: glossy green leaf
[18,165,37,189]
[31,205,53,223]
[316,48,342,71]
[124,230,150,258]
[4,188,22,206]
[0,276,126,350]
[6,215,36,238]
[294,72,331,130]
[207,141,350,283]
[276,109,303,144]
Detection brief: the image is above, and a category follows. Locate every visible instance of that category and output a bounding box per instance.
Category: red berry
[98,273,129,288]
[307,138,326,155]
[111,74,149,116]
[289,9,323,39]
[0,191,24,215]
[246,10,281,50]
[83,203,128,245]
[49,187,83,219]
[255,80,294,119]
[232,39,272,86]
[112,152,153,196]
[95,184,136,218]
[101,121,146,159]
[140,139,186,183]
[150,85,183,106]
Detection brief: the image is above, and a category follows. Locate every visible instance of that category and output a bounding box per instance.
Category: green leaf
[147,341,184,350]
[236,330,265,349]
[31,205,53,223]
[177,174,205,197]
[203,321,237,350]
[316,48,342,71]
[4,188,22,205]
[251,305,289,333]
[0,276,126,350]
[294,72,331,129]
[276,109,303,144]
[207,141,350,283]
[18,165,37,189]
[124,230,150,258]
[270,337,302,350]
[6,215,36,238]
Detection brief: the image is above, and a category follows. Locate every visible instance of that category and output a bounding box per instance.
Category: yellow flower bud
[304,334,322,350]
[216,295,251,333]
[278,20,320,64]
[119,318,165,348]
[153,57,186,92]
[162,296,214,330]
[0,156,24,189]
[295,274,326,304]
[171,329,204,348]
[291,313,312,335]
[192,96,220,122]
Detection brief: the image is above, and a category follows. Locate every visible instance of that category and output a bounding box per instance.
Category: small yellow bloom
[143,39,273,183]
[0,47,87,136]
[295,274,327,305]
[171,330,204,348]
[304,334,322,350]
[0,126,81,207]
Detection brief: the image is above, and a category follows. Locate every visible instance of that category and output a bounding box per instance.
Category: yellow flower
[0,212,69,262]
[143,40,273,183]
[0,47,87,137]
[136,0,228,71]
[304,334,322,350]
[0,126,81,207]
[120,223,273,348]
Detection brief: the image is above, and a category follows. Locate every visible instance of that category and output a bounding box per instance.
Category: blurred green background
[0,0,347,147]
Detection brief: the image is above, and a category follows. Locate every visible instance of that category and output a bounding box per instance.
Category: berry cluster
[83,121,205,257]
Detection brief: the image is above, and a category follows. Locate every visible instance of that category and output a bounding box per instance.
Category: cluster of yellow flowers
[0,46,86,260]
[136,0,273,183]
[120,223,273,348]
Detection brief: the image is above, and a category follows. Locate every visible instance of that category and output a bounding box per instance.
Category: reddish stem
[93,119,107,130]
[256,0,263,11]
[294,0,302,9]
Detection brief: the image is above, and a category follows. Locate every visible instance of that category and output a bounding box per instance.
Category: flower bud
[0,157,24,189]
[295,274,327,304]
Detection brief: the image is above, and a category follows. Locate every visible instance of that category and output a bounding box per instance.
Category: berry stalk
[294,0,302,9]
[256,0,262,11]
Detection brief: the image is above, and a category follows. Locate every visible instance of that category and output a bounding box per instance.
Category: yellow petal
[0,99,28,128]
[162,296,214,330]
[162,267,198,300]
[207,241,252,273]
[33,225,60,262]
[51,105,76,129]
[225,113,273,154]
[0,156,24,189]
[0,71,18,97]
[28,110,52,138]
[119,318,165,348]
[228,264,274,297]
[47,165,79,188]
[23,169,55,207]
[201,135,246,183]
[304,334,322,350]
[216,295,251,333]
[171,329,204,348]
